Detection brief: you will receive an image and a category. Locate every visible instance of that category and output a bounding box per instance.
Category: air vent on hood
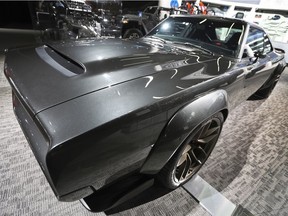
[35,45,85,77]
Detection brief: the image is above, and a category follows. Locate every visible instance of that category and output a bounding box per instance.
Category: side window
[263,34,273,55]
[246,26,272,55]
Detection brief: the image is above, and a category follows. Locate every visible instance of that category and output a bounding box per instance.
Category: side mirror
[254,50,266,58]
[254,51,261,58]
[249,51,265,64]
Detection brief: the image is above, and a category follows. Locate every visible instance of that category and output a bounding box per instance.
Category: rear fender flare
[140,90,229,175]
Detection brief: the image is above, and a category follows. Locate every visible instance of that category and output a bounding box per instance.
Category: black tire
[157,112,224,189]
[123,28,143,39]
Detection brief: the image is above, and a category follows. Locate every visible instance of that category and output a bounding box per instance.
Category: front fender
[140,90,229,175]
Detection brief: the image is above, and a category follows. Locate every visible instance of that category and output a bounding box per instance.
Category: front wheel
[123,28,143,39]
[157,112,224,189]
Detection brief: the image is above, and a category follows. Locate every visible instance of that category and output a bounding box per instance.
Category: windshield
[146,16,245,58]
[143,7,158,14]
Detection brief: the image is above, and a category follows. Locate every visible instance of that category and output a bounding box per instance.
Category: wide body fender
[140,90,229,175]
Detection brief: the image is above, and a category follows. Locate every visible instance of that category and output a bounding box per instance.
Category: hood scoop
[36,45,86,77]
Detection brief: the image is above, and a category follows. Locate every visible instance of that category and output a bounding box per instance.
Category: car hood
[5,38,234,114]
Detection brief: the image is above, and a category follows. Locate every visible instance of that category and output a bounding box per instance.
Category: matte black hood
[5,38,233,114]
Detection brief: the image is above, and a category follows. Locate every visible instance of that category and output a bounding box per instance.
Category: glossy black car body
[4,15,286,210]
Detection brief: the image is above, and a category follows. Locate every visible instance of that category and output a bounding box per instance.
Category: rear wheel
[123,28,143,39]
[157,112,224,189]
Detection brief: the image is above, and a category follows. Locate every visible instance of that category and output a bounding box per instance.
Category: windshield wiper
[172,41,214,55]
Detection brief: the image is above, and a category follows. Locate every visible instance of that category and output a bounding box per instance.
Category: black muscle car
[4,15,286,211]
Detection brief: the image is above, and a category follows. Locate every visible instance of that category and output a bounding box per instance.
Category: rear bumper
[12,90,95,201]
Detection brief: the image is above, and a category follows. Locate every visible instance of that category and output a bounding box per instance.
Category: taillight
[4,63,12,77]
[12,92,18,107]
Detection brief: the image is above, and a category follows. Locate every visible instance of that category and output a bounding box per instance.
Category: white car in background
[255,14,288,42]
[252,13,288,63]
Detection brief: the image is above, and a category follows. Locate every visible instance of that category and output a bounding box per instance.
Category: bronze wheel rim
[173,117,222,184]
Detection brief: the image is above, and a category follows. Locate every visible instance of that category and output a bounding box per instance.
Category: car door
[242,25,277,99]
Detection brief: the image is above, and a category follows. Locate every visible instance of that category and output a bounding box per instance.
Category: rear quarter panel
[41,61,246,199]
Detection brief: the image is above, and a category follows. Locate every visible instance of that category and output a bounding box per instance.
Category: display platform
[183,175,254,216]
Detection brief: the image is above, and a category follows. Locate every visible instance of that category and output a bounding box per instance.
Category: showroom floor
[0,54,287,216]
